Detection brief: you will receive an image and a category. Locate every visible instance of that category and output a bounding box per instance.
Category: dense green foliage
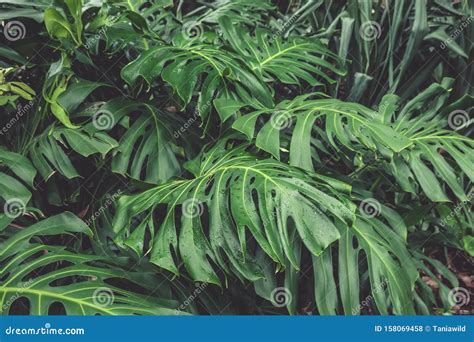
[0,0,472,315]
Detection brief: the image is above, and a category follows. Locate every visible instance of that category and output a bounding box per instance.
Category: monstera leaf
[0,212,181,315]
[111,140,421,314]
[109,102,181,185]
[186,0,274,25]
[76,99,182,185]
[121,37,274,123]
[232,80,473,202]
[219,16,345,87]
[389,79,474,202]
[254,200,419,315]
[29,125,118,180]
[331,214,418,315]
[232,93,413,165]
[0,147,36,229]
[412,252,460,314]
[112,140,355,285]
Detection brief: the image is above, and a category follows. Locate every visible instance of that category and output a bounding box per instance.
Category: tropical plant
[0,0,472,316]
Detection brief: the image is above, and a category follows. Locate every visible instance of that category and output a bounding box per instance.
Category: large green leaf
[121,37,274,123]
[255,206,419,315]
[219,16,345,88]
[390,79,474,201]
[76,99,182,185]
[0,147,36,229]
[233,82,473,203]
[29,125,118,180]
[112,140,355,286]
[184,0,274,25]
[0,212,181,315]
[232,93,413,165]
